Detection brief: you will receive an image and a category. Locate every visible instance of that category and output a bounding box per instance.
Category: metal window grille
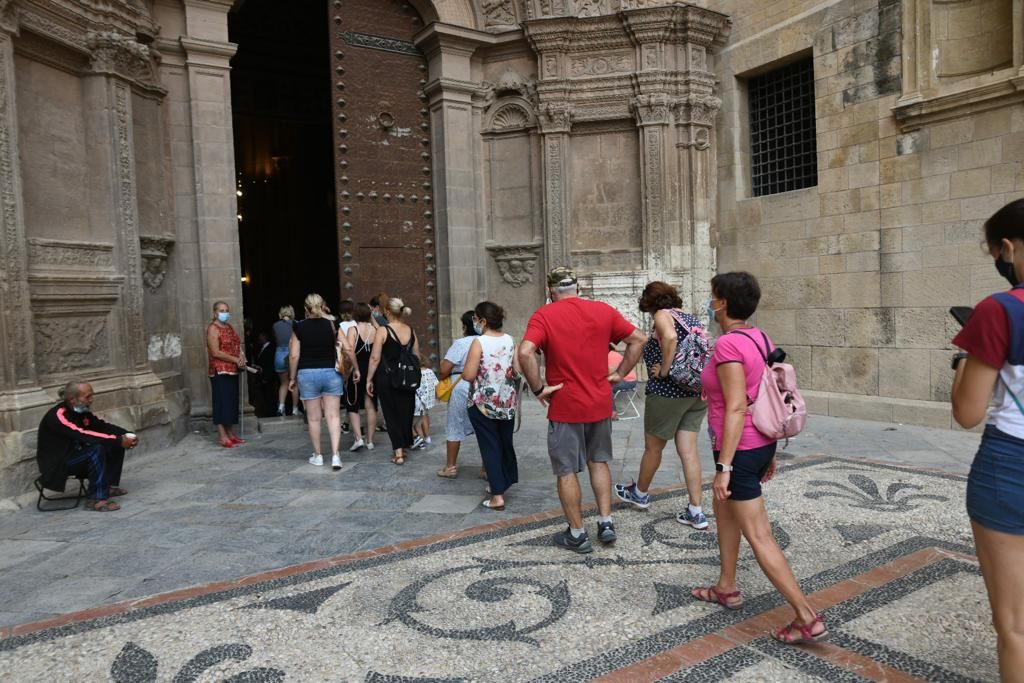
[749,58,818,197]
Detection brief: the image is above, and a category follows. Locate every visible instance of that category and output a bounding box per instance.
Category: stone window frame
[894,0,1024,131]
[730,49,819,200]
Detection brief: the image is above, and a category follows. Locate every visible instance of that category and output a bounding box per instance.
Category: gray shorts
[547,419,613,477]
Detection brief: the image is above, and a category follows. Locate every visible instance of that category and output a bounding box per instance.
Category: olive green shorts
[644,394,707,440]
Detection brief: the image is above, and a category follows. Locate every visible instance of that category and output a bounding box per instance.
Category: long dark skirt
[376,376,415,450]
[210,373,239,426]
[469,406,518,495]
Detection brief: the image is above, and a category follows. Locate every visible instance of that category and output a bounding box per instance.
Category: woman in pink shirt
[691,272,825,645]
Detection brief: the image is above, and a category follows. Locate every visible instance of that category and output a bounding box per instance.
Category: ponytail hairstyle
[304,292,327,318]
[474,301,505,331]
[984,198,1024,250]
[387,297,411,319]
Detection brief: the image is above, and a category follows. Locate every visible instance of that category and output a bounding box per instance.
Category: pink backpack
[731,331,807,442]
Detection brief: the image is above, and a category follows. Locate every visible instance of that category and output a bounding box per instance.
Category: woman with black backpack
[366,295,420,465]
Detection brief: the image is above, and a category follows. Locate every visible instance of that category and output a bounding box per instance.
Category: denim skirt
[967,425,1024,535]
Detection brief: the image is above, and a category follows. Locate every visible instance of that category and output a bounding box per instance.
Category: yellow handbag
[435,374,461,402]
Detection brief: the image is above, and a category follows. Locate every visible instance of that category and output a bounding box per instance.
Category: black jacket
[36,402,126,491]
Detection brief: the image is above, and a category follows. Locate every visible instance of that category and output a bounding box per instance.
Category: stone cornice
[414,21,497,58]
[894,72,1024,132]
[179,36,237,66]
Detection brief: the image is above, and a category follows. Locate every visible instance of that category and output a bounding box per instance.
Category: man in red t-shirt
[519,267,646,553]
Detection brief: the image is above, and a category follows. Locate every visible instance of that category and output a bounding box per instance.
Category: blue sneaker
[677,507,709,530]
[613,481,651,510]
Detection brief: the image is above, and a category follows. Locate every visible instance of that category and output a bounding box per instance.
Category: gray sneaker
[613,481,651,510]
[677,508,709,530]
[553,527,593,554]
[597,520,616,544]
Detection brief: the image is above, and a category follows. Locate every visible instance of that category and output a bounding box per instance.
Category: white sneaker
[308,453,323,466]
[365,441,375,450]
[349,438,365,452]
[425,436,432,445]
[331,454,342,471]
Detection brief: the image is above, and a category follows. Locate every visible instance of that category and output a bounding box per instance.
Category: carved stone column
[85,31,156,371]
[675,93,721,313]
[632,94,671,280]
[0,24,37,392]
[538,102,572,269]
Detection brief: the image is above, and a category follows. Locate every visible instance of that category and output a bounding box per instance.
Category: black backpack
[384,325,421,392]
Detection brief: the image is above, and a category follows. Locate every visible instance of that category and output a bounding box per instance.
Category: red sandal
[771,615,828,644]
[691,585,744,610]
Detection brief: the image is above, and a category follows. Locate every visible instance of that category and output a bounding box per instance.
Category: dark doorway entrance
[229,0,338,336]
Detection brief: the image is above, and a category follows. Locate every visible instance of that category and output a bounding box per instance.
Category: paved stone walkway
[0,400,992,680]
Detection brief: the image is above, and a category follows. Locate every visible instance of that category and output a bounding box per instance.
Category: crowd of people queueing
[202,266,827,645]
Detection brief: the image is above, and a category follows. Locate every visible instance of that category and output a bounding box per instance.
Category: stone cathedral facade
[0,0,1022,499]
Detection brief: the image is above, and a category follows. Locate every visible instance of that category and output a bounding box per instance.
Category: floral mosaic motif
[806,473,948,512]
[639,515,790,557]
[382,563,570,646]
[110,642,284,683]
[243,582,350,614]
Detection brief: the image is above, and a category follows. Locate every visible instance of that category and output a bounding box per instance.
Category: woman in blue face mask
[206,300,245,448]
[952,198,1024,680]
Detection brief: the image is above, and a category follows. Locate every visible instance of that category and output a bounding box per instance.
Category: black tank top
[294,318,337,370]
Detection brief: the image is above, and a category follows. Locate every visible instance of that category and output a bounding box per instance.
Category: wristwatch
[532,384,546,397]
[715,462,733,473]
[950,352,968,370]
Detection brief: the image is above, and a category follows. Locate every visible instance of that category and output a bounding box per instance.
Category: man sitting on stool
[37,381,139,511]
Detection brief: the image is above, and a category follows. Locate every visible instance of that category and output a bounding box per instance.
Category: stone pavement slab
[0,457,992,681]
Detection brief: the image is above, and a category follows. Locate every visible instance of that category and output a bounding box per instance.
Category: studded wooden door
[329,0,439,361]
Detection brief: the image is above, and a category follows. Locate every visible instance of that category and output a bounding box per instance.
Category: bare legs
[711,496,819,631]
[322,395,342,455]
[304,398,323,455]
[635,431,702,508]
[277,371,298,413]
[973,521,1024,682]
[364,394,377,445]
[556,461,614,528]
[347,410,363,442]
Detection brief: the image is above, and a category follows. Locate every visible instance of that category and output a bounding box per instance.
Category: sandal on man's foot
[90,499,121,512]
[771,616,828,645]
[109,487,127,497]
[436,466,458,479]
[691,585,744,610]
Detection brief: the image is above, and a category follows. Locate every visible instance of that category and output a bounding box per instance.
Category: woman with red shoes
[206,300,246,448]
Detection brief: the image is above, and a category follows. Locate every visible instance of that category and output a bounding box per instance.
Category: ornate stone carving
[632,93,671,126]
[575,0,604,17]
[538,102,572,133]
[86,31,158,86]
[112,82,145,366]
[675,94,720,150]
[489,103,532,131]
[482,0,516,27]
[140,235,174,293]
[569,52,632,77]
[543,135,566,266]
[27,239,115,268]
[487,243,542,287]
[494,68,534,98]
[34,317,110,375]
[0,35,34,383]
[642,127,664,272]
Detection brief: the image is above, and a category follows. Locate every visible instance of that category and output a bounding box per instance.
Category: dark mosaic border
[526,536,974,683]
[0,456,972,670]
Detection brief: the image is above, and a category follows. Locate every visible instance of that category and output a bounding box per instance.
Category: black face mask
[996,254,1020,287]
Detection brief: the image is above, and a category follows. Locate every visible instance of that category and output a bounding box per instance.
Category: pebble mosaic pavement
[0,455,995,682]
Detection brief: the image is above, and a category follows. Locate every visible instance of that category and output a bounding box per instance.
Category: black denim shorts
[713,442,778,501]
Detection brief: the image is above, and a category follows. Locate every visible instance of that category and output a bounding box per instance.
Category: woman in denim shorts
[952,198,1024,681]
[288,293,358,471]
[273,305,299,416]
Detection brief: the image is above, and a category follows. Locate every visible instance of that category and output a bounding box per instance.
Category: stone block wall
[714,0,1024,427]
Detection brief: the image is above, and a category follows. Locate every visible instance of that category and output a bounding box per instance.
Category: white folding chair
[613,384,641,420]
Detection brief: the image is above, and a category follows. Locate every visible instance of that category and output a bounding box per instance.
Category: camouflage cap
[546,266,578,288]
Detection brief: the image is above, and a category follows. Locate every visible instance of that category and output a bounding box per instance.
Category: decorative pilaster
[675,93,721,314]
[538,102,572,268]
[0,27,36,389]
[632,94,671,277]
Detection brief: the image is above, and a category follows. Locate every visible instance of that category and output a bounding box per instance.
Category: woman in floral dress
[462,301,519,511]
